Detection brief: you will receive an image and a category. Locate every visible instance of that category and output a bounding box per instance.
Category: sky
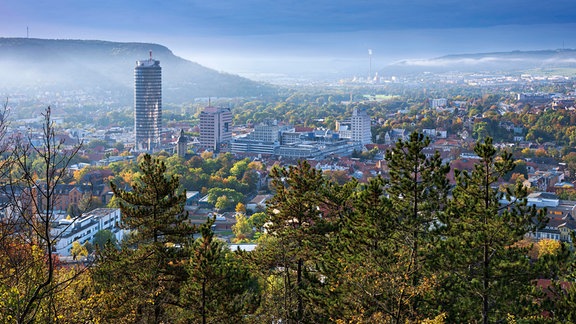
[2,0,576,80]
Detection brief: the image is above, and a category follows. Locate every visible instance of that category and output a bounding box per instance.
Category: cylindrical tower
[134,55,162,151]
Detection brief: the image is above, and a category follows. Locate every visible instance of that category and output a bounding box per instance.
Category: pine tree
[385,132,450,322]
[330,132,450,322]
[323,175,394,321]
[95,153,194,323]
[438,138,545,323]
[112,153,193,246]
[180,217,259,323]
[254,160,340,322]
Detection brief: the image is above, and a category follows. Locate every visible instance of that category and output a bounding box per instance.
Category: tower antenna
[149,50,153,60]
[27,26,29,38]
[368,49,373,82]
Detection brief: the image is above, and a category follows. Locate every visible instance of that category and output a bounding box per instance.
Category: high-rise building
[134,53,162,152]
[351,108,372,145]
[199,106,232,152]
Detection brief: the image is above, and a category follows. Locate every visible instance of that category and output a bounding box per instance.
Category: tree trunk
[297,258,303,322]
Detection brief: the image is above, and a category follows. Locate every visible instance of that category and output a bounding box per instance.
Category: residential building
[134,53,162,152]
[199,106,232,152]
[185,191,201,207]
[52,208,123,256]
[246,194,272,213]
[350,108,372,145]
[524,193,576,243]
[422,128,448,139]
[431,98,448,108]
[32,183,112,215]
[384,128,408,144]
[525,170,565,192]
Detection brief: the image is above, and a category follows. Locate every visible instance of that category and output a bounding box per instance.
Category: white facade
[199,106,232,152]
[422,128,448,139]
[250,124,281,142]
[52,208,123,256]
[230,123,294,155]
[336,122,352,140]
[350,108,372,145]
[431,98,448,108]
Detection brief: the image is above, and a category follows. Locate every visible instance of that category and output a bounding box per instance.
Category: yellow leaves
[420,313,447,324]
[235,202,246,214]
[334,312,388,324]
[247,160,264,170]
[329,280,341,292]
[536,238,561,258]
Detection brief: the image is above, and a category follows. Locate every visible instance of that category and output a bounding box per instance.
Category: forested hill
[0,38,276,102]
[387,49,576,74]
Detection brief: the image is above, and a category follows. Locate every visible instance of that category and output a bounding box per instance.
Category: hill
[386,49,576,75]
[0,38,276,103]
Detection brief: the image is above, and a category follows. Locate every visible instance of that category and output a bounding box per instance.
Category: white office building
[199,106,232,152]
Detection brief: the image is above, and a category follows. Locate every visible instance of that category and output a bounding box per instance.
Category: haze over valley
[2,1,576,82]
[2,37,576,99]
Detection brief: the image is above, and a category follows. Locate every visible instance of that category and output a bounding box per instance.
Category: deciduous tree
[70,241,88,260]
[0,106,83,323]
[92,229,117,250]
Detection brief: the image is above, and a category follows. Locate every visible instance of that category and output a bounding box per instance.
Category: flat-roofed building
[199,106,232,152]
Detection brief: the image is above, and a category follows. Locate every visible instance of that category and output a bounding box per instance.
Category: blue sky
[2,0,576,79]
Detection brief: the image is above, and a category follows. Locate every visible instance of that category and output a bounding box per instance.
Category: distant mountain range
[0,38,276,103]
[386,49,576,74]
[2,37,574,100]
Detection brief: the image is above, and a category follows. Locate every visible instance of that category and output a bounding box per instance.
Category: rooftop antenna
[368,49,373,82]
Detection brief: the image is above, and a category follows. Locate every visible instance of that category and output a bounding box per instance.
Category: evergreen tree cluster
[247,133,555,323]
[3,133,576,323]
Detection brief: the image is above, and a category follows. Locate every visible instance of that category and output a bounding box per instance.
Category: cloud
[394,52,576,70]
[398,57,528,67]
[3,0,576,38]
